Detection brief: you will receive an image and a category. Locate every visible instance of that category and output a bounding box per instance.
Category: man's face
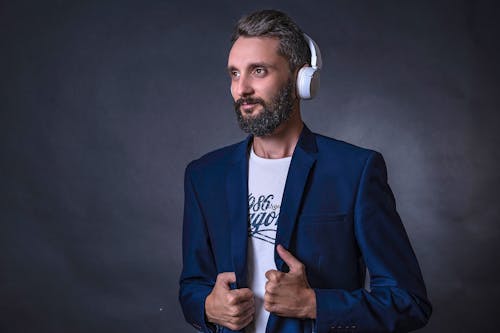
[227,37,295,136]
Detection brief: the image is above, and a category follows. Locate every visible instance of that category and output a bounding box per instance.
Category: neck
[252,107,303,159]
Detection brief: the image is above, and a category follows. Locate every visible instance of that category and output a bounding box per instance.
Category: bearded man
[179,9,431,333]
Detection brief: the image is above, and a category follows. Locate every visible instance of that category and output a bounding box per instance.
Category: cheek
[256,84,276,101]
[230,81,246,101]
[262,90,279,104]
[230,83,236,100]
[262,77,288,99]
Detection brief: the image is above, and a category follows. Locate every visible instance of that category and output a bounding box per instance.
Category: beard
[234,79,295,137]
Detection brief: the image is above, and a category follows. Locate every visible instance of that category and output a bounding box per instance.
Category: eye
[230,70,240,79]
[253,67,267,76]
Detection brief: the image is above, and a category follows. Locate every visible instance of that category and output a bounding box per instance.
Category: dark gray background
[1,0,499,332]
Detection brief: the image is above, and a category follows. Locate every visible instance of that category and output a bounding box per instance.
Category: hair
[230,9,311,72]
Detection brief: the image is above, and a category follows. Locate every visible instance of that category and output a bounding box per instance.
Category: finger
[226,290,252,306]
[241,314,254,329]
[265,280,278,295]
[264,287,274,304]
[235,297,255,316]
[216,272,236,290]
[239,307,255,327]
[231,288,254,302]
[263,293,277,313]
[227,298,253,317]
[276,244,303,273]
[265,269,281,282]
[228,307,255,331]
[264,299,273,313]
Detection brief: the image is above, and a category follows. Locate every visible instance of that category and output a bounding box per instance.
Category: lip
[240,103,259,114]
[241,103,257,111]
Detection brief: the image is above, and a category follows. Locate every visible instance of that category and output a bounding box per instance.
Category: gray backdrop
[1,0,499,332]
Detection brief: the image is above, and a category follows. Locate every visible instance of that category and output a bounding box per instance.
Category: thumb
[276,244,303,273]
[216,272,236,289]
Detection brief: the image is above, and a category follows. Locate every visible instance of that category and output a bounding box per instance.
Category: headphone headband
[303,33,322,69]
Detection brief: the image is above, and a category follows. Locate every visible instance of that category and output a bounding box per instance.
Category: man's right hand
[205,272,255,331]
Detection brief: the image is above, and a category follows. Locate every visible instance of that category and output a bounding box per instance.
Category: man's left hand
[264,244,317,319]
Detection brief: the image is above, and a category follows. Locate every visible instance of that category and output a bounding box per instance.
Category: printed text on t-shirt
[248,193,280,244]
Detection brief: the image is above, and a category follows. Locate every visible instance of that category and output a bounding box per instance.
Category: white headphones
[296,33,322,100]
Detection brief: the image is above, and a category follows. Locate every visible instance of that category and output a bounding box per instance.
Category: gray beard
[234,79,295,137]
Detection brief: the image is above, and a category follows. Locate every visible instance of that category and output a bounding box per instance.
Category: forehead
[227,36,286,69]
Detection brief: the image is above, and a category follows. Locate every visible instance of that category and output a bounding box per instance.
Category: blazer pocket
[298,213,347,225]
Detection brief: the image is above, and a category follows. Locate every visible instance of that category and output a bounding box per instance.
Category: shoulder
[310,131,389,187]
[313,132,380,164]
[185,139,247,177]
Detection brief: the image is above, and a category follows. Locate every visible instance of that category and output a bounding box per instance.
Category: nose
[232,75,254,98]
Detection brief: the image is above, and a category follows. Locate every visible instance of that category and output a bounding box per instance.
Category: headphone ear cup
[296,67,320,100]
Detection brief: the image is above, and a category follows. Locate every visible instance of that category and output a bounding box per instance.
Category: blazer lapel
[274,125,317,272]
[225,125,318,284]
[226,136,252,288]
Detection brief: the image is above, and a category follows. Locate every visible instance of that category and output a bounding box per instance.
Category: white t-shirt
[246,146,292,333]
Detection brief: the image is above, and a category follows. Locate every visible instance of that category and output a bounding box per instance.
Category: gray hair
[230,9,311,72]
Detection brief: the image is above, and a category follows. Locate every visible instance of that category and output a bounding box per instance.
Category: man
[179,9,431,333]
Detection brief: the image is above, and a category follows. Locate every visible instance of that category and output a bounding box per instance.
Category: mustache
[234,97,266,110]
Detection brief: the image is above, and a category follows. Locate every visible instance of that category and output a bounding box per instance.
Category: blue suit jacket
[179,125,431,333]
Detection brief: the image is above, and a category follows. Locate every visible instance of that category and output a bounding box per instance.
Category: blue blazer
[179,125,431,333]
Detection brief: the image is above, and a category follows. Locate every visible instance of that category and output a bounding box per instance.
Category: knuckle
[231,317,246,330]
[229,306,240,317]
[216,272,226,281]
[226,293,236,304]
[264,301,273,312]
[268,272,279,282]
[238,305,246,316]
[242,289,252,299]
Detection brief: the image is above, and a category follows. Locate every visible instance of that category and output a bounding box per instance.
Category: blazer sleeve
[178,163,219,333]
[313,152,432,333]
